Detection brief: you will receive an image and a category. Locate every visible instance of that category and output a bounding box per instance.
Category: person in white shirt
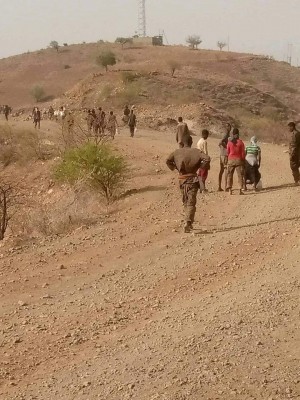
[196,129,209,192]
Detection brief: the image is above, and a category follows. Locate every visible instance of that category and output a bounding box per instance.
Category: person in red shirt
[226,128,245,195]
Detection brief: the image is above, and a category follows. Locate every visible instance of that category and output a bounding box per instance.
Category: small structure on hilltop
[132,35,163,46]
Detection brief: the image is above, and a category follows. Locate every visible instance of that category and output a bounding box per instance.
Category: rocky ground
[0,122,300,399]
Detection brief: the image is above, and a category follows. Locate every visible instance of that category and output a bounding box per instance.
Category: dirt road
[0,125,299,399]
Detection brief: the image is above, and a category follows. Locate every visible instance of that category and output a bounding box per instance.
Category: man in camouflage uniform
[288,122,300,185]
[166,136,210,233]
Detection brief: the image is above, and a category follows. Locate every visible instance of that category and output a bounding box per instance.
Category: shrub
[118,82,141,105]
[55,143,128,203]
[30,85,45,102]
[64,64,71,69]
[121,71,136,84]
[101,83,114,99]
[96,50,117,72]
[63,43,68,47]
[0,125,56,166]
[167,60,181,77]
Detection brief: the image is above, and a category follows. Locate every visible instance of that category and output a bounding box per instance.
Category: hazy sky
[1,0,300,63]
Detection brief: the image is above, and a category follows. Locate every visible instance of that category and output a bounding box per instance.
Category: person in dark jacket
[288,122,300,185]
[166,136,210,233]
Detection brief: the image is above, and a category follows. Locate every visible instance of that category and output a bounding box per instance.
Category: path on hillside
[0,123,299,400]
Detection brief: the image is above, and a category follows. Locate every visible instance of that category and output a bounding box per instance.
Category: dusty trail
[0,124,299,400]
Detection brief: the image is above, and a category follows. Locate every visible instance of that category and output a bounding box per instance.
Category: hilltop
[1,42,300,140]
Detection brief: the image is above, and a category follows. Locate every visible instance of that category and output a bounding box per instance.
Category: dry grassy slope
[1,42,300,116]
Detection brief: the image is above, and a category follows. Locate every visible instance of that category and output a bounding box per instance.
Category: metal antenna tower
[138,0,146,37]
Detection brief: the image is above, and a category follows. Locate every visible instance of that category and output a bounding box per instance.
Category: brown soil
[0,119,299,399]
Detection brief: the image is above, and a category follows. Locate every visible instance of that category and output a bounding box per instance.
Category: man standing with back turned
[166,136,210,233]
[288,122,300,185]
[218,123,232,191]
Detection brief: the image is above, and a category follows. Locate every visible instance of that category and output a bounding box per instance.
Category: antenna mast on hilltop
[138,0,146,37]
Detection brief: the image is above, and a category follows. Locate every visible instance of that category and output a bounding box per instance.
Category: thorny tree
[0,183,17,240]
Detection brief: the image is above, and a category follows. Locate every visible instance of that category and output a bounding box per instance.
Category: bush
[121,71,137,84]
[167,60,181,77]
[64,64,71,69]
[30,85,45,102]
[101,83,114,100]
[0,125,56,166]
[55,143,128,203]
[118,82,141,105]
[96,50,117,72]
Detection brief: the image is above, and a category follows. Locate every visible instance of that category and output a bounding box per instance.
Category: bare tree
[167,60,181,77]
[217,41,227,51]
[0,183,18,240]
[186,35,202,50]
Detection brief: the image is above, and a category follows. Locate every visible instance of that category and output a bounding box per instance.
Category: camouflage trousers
[290,156,300,183]
[179,178,199,224]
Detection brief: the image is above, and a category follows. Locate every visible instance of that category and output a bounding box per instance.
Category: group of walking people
[86,105,137,139]
[168,117,297,233]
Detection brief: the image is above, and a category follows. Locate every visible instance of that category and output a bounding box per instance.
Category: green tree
[30,85,45,102]
[55,143,128,204]
[96,51,117,72]
[49,40,59,52]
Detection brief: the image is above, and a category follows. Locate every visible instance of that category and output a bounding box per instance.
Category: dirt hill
[1,43,300,141]
[0,119,299,399]
[0,44,300,399]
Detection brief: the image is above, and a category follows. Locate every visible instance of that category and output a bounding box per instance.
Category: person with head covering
[166,135,210,233]
[128,107,137,137]
[245,136,261,191]
[226,128,245,195]
[288,122,300,185]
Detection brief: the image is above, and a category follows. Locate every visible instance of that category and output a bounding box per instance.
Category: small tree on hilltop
[115,37,133,49]
[49,40,59,52]
[186,35,202,50]
[96,51,117,72]
[167,60,181,77]
[30,85,45,102]
[217,41,227,51]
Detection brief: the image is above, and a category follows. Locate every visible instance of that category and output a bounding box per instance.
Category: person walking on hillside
[33,107,41,129]
[245,136,261,191]
[4,105,10,121]
[288,122,300,185]
[128,107,137,137]
[176,117,189,148]
[123,105,130,124]
[166,136,210,233]
[48,106,54,120]
[86,110,95,133]
[226,128,245,195]
[196,129,210,192]
[218,123,232,191]
[107,111,118,139]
